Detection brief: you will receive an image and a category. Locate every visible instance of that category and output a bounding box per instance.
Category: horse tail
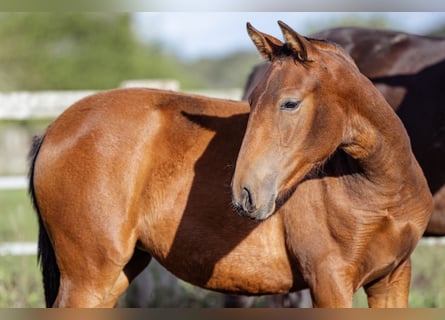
[28,132,60,307]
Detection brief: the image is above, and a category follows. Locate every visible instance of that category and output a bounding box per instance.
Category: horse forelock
[275,36,355,70]
[276,43,295,59]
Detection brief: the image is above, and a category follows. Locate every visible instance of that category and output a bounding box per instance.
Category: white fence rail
[0,175,27,190]
[0,81,243,120]
[0,81,243,176]
[0,242,36,256]
[0,90,97,120]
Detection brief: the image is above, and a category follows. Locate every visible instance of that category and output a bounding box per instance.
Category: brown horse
[230,21,432,307]
[29,22,431,308]
[244,26,445,236]
[230,26,445,308]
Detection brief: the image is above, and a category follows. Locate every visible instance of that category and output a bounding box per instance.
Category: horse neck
[340,76,417,192]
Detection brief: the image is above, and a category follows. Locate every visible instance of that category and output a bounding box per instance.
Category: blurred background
[0,12,444,307]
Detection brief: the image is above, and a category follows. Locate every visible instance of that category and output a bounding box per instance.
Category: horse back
[32,87,249,226]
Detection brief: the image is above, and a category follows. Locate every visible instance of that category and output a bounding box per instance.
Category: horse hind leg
[101,249,152,307]
[53,244,151,308]
[364,258,411,308]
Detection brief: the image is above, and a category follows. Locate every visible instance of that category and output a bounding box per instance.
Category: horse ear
[247,22,283,61]
[278,20,314,62]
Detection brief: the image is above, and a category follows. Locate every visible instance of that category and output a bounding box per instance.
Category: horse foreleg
[364,258,411,308]
[307,262,354,307]
[310,285,353,308]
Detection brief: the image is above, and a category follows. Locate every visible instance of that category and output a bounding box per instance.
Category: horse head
[231,21,369,220]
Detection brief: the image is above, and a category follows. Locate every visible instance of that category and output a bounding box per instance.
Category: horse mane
[309,37,358,66]
[276,36,357,68]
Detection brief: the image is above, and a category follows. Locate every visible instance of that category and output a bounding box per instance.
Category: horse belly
[154,246,297,295]
[143,207,299,295]
[204,249,297,295]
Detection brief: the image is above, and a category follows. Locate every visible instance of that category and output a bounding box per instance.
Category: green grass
[0,255,44,307]
[0,189,43,307]
[0,189,38,242]
[409,244,445,307]
[1,189,444,307]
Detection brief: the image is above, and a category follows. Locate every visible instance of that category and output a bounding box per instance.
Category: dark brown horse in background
[244,26,445,237]
[29,22,432,307]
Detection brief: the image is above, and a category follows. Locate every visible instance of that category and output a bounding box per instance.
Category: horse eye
[280,100,302,111]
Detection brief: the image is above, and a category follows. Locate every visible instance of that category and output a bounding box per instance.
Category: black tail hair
[28,132,60,307]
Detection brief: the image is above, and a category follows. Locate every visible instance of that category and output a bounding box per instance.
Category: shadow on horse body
[29,22,432,307]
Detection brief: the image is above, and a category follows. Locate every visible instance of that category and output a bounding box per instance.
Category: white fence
[0,242,36,256]
[0,88,243,120]
[0,90,98,120]
[0,80,243,120]
[0,175,27,190]
[0,80,242,174]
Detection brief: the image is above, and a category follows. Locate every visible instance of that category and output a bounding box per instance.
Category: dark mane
[277,37,353,66]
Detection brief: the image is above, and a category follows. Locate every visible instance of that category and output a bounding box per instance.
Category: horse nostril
[231,185,257,217]
[242,187,255,213]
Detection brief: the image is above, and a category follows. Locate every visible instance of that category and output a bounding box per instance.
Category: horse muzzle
[231,184,277,221]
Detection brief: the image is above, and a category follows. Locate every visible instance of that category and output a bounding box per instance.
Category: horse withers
[29,22,432,307]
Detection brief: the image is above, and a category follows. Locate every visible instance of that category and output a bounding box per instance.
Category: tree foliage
[0,13,193,90]
[427,26,445,37]
[305,14,392,35]
[0,13,259,91]
[185,51,259,90]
